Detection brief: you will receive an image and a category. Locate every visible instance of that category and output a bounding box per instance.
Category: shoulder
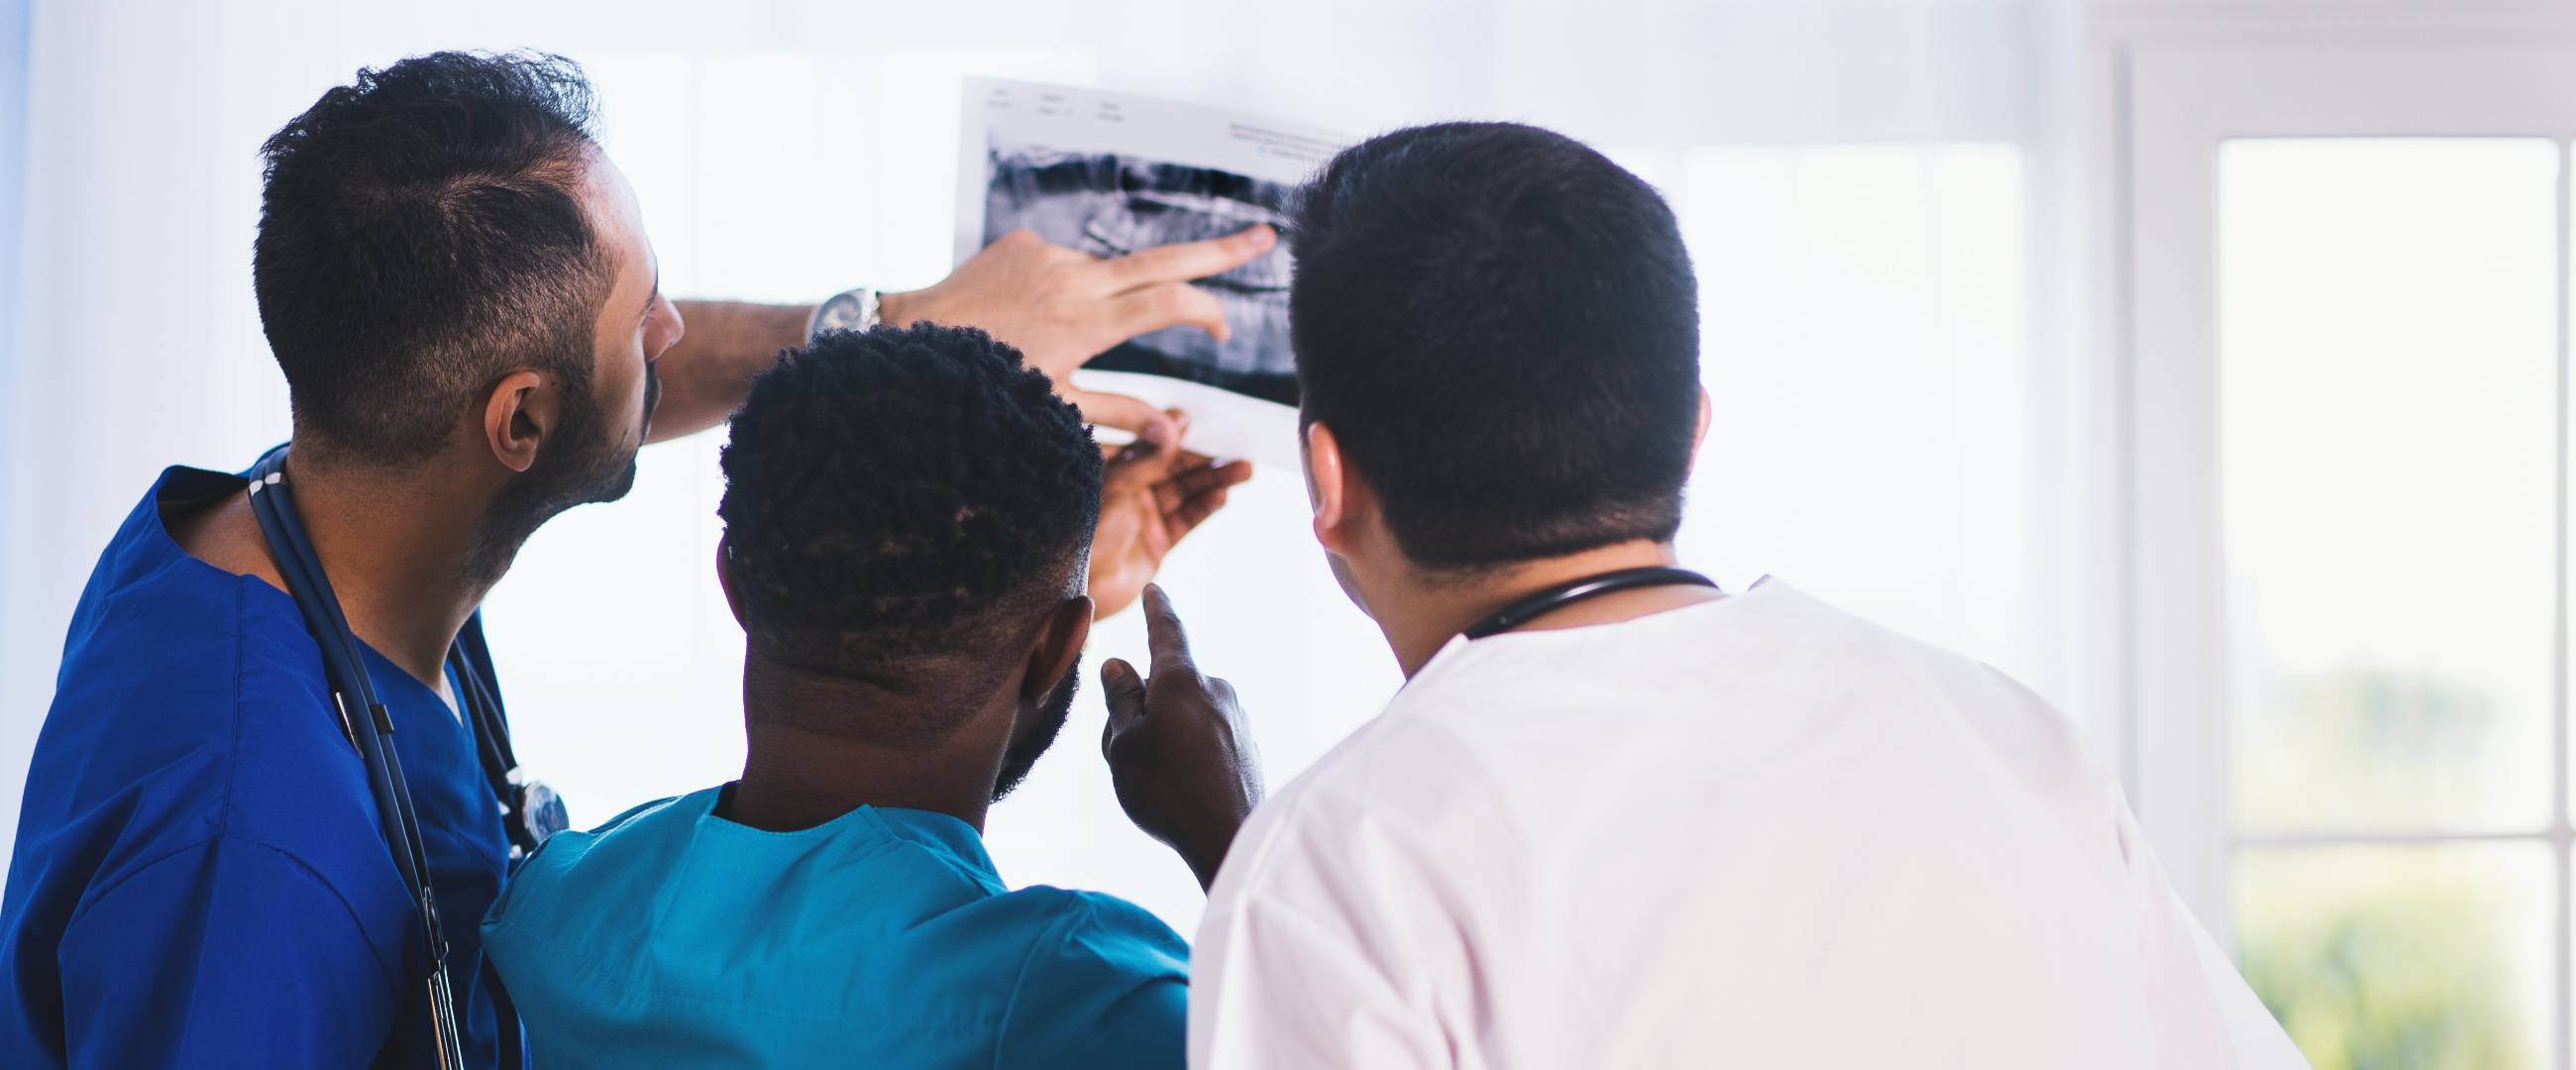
[26,506,385,893]
[1204,705,1504,935]
[485,791,702,924]
[43,465,341,777]
[1754,582,2111,791]
[998,886,1189,977]
[994,888,1188,1069]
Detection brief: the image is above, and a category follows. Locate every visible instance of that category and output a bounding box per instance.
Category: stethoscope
[246,444,565,1070]
[1461,566,1720,640]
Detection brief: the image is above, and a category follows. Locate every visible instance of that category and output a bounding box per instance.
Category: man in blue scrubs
[483,325,1261,1068]
[0,52,1264,1067]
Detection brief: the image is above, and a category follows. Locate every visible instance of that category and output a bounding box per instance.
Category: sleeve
[2108,793,2313,1069]
[1186,800,1454,1070]
[56,836,403,1069]
[994,893,1191,1070]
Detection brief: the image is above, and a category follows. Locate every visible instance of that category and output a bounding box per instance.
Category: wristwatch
[805,286,882,342]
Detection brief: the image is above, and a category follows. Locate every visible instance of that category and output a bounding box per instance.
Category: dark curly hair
[253,51,607,464]
[719,324,1104,700]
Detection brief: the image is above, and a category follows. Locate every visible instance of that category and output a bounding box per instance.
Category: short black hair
[719,325,1104,708]
[1290,122,1701,570]
[253,51,607,464]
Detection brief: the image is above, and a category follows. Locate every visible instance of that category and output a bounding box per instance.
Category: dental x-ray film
[957,79,1346,467]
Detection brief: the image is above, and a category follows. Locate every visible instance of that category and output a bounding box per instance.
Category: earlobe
[483,370,551,475]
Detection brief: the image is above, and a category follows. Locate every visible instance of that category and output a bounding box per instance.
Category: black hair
[1290,122,1702,570]
[253,51,607,464]
[718,325,1104,711]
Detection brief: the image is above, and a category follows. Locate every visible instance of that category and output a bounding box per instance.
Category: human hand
[1088,413,1254,619]
[1101,586,1263,891]
[876,226,1277,449]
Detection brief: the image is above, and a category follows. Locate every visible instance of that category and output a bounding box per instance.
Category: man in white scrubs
[1103,123,2309,1068]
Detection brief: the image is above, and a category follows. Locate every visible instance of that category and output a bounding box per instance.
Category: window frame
[2122,35,2576,1070]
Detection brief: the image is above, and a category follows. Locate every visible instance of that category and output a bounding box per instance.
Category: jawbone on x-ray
[985,151,1297,405]
[956,79,1346,466]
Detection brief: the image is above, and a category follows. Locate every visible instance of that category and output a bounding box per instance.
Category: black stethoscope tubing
[248,459,441,910]
[1461,566,1721,640]
[248,445,476,1069]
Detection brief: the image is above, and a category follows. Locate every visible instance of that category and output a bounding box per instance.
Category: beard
[465,366,657,588]
[992,655,1081,802]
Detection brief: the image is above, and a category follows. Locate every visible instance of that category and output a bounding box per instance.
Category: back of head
[717,325,1105,744]
[254,51,606,465]
[1290,122,1702,571]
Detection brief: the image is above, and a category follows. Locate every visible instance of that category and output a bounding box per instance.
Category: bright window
[2217,137,2566,1070]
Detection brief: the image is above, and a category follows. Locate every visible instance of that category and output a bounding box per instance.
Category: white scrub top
[1190,580,2308,1069]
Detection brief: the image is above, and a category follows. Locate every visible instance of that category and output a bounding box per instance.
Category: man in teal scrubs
[483,324,1264,1068]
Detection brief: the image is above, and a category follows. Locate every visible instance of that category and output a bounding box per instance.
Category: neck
[725,655,1006,833]
[1377,540,1722,678]
[285,447,500,691]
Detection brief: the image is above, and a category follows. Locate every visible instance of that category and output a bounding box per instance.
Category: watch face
[815,294,866,333]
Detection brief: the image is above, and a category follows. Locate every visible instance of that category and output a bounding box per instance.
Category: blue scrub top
[483,787,1190,1069]
[0,465,515,1067]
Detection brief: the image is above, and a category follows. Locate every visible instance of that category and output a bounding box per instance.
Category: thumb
[1068,388,1181,451]
[1101,658,1147,722]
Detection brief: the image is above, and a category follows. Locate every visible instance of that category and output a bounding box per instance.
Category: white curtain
[0,0,2106,934]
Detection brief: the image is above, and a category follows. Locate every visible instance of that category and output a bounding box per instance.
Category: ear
[1305,421,1355,558]
[714,535,747,628]
[1020,595,1094,705]
[1688,386,1713,476]
[482,369,554,475]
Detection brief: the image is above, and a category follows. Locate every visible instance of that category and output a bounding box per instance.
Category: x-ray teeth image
[984,146,1299,405]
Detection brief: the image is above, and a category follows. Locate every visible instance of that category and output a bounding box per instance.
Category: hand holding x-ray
[1086,411,1255,618]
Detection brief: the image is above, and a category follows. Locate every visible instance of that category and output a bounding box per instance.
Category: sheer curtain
[0,0,2106,933]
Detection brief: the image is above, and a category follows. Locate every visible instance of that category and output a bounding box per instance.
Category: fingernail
[1246,226,1275,251]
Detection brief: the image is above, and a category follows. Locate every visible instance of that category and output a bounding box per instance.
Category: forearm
[648,300,811,443]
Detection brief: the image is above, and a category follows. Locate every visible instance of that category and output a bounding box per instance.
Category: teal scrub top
[481,787,1189,1069]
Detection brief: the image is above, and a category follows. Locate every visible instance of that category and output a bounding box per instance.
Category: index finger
[1141,584,1196,672]
[1090,226,1276,295]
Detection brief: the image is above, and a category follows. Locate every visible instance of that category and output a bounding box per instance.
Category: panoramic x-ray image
[984,145,1298,405]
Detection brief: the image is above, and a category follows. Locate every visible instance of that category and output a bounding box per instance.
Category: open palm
[1088,435,1253,619]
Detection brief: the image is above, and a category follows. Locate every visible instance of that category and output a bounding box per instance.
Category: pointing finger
[1090,226,1276,294]
[1141,585,1196,674]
